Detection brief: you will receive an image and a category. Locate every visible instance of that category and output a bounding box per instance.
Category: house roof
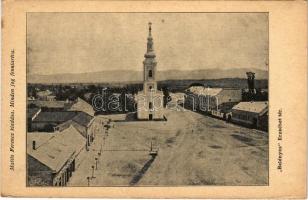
[219,102,239,113]
[27,108,41,119]
[27,132,56,147]
[33,111,80,123]
[28,100,73,109]
[27,125,86,172]
[37,90,52,97]
[68,97,94,116]
[55,120,87,138]
[33,110,94,133]
[72,111,94,127]
[232,101,268,114]
[188,86,223,96]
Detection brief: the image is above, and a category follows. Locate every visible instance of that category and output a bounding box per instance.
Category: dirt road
[68,104,268,186]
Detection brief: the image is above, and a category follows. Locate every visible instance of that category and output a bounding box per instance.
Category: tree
[162,86,171,107]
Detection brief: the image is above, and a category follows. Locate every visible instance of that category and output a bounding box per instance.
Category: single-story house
[55,112,95,150]
[27,125,86,186]
[27,107,42,131]
[231,101,268,130]
[185,86,242,114]
[36,90,53,101]
[211,101,239,120]
[28,100,73,111]
[29,111,80,132]
[27,107,41,121]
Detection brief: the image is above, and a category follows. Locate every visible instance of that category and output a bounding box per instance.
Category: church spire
[145,22,156,58]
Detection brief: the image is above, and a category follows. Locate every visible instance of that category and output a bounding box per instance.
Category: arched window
[149,70,152,78]
[149,102,153,109]
[149,86,152,90]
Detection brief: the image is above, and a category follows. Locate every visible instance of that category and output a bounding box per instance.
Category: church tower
[143,22,157,93]
[136,22,164,120]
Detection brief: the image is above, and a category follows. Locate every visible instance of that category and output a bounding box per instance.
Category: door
[149,114,153,120]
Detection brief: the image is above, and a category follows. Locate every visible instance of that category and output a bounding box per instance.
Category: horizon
[27,77,269,85]
[28,67,268,76]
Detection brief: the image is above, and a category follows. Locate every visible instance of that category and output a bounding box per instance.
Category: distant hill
[158,78,268,91]
[28,68,268,84]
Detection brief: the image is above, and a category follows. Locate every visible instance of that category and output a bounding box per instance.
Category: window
[149,86,152,90]
[149,70,152,78]
[149,102,153,110]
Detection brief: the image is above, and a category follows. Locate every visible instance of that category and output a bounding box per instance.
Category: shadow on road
[129,155,156,185]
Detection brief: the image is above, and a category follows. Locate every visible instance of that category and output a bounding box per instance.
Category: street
[68,101,268,186]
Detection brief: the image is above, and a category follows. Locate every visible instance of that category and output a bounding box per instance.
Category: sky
[27,13,268,75]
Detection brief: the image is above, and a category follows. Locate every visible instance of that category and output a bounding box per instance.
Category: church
[136,22,164,120]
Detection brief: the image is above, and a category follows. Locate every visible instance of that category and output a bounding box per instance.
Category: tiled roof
[232,101,268,114]
[27,125,86,172]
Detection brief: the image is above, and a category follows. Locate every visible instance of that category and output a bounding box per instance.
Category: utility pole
[87,176,90,186]
[207,87,209,112]
[95,158,98,170]
[91,165,95,178]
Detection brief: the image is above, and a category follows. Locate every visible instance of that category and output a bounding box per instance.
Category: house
[36,90,53,101]
[185,87,222,111]
[46,95,56,101]
[27,125,86,186]
[30,111,80,132]
[185,86,242,116]
[211,101,239,120]
[231,101,268,130]
[55,112,95,150]
[27,107,41,131]
[27,107,41,121]
[28,100,73,111]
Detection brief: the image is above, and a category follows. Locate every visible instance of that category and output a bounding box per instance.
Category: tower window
[149,86,152,90]
[149,102,153,109]
[149,70,152,78]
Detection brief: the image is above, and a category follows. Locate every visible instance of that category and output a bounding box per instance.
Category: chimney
[246,72,255,94]
[32,140,36,150]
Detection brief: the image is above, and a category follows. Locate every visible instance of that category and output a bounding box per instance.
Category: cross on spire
[148,22,152,36]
